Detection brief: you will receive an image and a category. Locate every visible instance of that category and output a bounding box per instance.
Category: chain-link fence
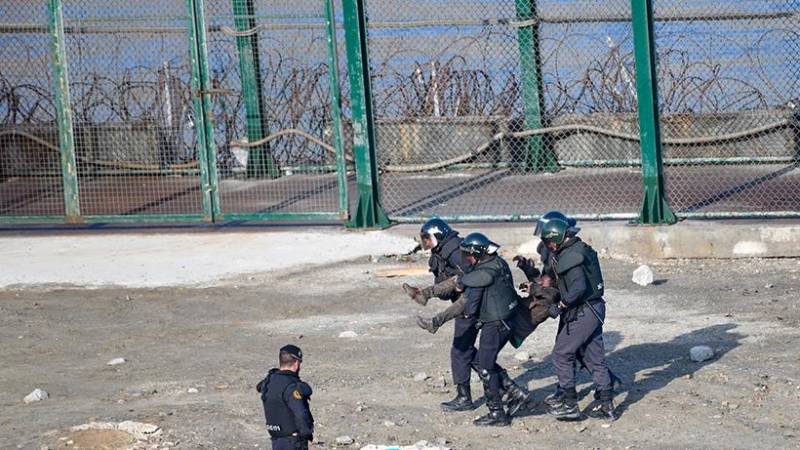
[654,1,800,216]
[1,0,348,222]
[0,2,64,218]
[62,0,207,218]
[203,0,348,219]
[1,1,798,225]
[366,0,799,221]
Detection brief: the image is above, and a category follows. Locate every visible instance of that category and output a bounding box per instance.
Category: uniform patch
[292,389,303,400]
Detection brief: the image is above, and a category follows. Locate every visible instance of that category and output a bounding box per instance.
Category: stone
[117,421,162,439]
[690,345,714,362]
[107,357,126,366]
[23,388,48,404]
[632,265,654,286]
[339,331,359,338]
[336,435,355,445]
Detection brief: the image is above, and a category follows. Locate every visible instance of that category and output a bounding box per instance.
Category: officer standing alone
[256,345,315,449]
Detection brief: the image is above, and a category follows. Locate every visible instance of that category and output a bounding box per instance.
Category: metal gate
[0,0,348,224]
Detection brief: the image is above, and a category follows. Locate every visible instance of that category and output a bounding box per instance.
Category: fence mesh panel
[0,2,64,217]
[203,0,344,217]
[654,1,800,215]
[365,0,642,220]
[59,0,205,217]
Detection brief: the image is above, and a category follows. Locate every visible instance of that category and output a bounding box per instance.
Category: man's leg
[548,306,604,420]
[441,316,479,411]
[271,436,305,450]
[404,276,458,306]
[576,302,616,420]
[416,292,466,334]
[473,322,512,426]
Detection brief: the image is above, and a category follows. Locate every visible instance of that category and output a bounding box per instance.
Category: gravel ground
[1,250,799,450]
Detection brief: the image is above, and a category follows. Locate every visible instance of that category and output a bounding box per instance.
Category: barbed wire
[1,20,795,172]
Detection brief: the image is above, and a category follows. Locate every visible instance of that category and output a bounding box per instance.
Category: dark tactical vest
[555,238,604,304]
[260,371,300,438]
[460,255,519,322]
[429,232,464,283]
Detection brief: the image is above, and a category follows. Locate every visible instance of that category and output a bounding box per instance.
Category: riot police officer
[402,218,477,412]
[515,210,621,407]
[540,216,617,420]
[402,218,468,306]
[404,219,531,414]
[457,232,520,426]
[256,345,315,449]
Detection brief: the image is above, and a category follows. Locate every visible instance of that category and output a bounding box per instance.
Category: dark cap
[280,344,303,362]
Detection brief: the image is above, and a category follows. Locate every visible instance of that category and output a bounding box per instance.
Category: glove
[512,255,529,269]
[518,281,531,293]
[547,303,561,319]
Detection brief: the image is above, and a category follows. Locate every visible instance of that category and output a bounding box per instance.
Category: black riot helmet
[460,232,500,261]
[540,217,569,247]
[420,218,453,248]
[534,210,578,236]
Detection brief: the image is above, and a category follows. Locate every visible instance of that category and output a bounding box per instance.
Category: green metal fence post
[233,0,280,179]
[186,0,220,221]
[324,0,350,220]
[48,0,81,222]
[515,0,558,173]
[341,0,390,228]
[631,0,676,224]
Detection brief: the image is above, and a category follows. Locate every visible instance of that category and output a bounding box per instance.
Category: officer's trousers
[552,299,611,391]
[450,315,479,385]
[476,320,512,398]
[271,436,308,450]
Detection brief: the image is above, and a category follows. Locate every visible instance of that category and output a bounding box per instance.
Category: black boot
[499,370,532,416]
[547,386,581,420]
[544,384,565,407]
[415,315,441,334]
[473,394,510,427]
[441,384,474,412]
[593,369,623,400]
[590,388,616,420]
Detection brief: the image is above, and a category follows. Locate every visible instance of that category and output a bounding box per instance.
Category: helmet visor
[533,219,546,236]
[420,233,437,250]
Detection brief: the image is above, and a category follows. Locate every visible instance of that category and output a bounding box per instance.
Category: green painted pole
[630,0,676,224]
[341,0,390,228]
[186,0,219,220]
[48,0,81,222]
[233,0,280,179]
[514,0,558,172]
[324,0,349,220]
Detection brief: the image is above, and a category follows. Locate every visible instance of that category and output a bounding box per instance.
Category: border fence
[1,0,798,227]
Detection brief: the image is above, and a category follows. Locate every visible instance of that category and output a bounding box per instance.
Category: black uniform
[429,231,475,387]
[428,230,468,296]
[461,254,519,411]
[551,237,611,392]
[257,369,314,450]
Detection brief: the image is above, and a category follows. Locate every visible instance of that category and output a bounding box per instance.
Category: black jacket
[257,369,314,441]
[428,231,468,300]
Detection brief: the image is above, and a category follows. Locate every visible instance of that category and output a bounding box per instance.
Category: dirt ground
[1,250,799,450]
